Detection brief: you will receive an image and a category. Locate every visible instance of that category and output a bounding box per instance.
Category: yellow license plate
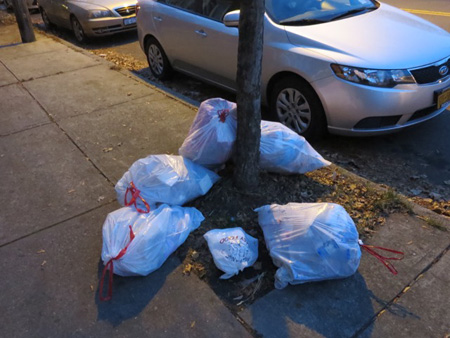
[437,87,450,109]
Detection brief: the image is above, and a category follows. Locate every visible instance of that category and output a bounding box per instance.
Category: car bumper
[82,16,137,37]
[313,74,450,136]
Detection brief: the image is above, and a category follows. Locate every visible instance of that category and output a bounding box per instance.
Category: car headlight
[331,64,415,88]
[88,10,113,18]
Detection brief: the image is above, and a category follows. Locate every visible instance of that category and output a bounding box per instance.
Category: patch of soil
[177,164,410,312]
[0,8,16,25]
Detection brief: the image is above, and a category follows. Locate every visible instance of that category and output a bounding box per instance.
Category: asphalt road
[25,2,450,200]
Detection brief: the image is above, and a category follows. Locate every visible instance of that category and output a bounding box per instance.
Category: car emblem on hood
[439,65,449,76]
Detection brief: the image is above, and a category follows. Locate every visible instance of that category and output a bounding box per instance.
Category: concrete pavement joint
[0,200,116,249]
[54,92,162,123]
[19,78,116,187]
[16,63,100,83]
[352,243,450,337]
[0,120,52,137]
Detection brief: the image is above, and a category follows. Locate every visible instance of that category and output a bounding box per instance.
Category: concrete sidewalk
[1,30,449,337]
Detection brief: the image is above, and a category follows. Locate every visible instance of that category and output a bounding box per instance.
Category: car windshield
[265,0,379,26]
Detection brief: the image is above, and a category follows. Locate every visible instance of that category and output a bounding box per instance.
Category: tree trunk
[12,0,36,43]
[233,0,265,191]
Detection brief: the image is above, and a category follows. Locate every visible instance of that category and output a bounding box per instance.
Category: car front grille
[115,5,136,16]
[410,57,450,84]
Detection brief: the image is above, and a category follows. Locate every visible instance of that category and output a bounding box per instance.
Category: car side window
[158,0,203,15]
[201,0,240,21]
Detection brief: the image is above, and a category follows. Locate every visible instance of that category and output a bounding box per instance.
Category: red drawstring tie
[217,109,230,123]
[124,181,150,213]
[99,225,135,301]
[359,240,404,275]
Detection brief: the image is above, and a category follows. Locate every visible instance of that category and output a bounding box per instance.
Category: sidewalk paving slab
[1,44,101,81]
[0,204,252,338]
[0,61,17,86]
[0,123,115,246]
[23,64,155,121]
[0,35,67,60]
[59,94,197,182]
[0,83,51,136]
[238,213,450,338]
[360,249,450,338]
[0,24,21,46]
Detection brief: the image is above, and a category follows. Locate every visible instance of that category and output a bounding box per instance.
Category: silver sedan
[39,0,137,43]
[137,0,450,139]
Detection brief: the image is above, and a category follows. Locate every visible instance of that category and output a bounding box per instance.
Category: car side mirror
[223,10,240,27]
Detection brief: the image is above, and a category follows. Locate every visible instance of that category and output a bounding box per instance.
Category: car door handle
[195,29,207,37]
[153,16,162,22]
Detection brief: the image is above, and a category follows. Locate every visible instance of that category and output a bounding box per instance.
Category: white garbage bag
[204,227,258,279]
[260,120,330,174]
[179,98,237,169]
[100,204,204,300]
[116,155,220,208]
[255,203,361,289]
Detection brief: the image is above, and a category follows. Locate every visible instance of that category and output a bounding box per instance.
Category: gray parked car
[137,0,450,138]
[39,0,138,43]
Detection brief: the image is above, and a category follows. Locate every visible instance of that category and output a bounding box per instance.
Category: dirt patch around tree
[177,164,412,313]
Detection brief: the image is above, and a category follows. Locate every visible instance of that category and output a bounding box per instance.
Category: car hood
[284,3,450,69]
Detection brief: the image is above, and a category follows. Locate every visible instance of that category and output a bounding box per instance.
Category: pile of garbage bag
[255,203,361,289]
[115,154,220,207]
[204,227,258,279]
[179,98,237,169]
[260,121,330,174]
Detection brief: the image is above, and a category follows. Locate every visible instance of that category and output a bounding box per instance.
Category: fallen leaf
[90,285,94,292]
[102,147,113,153]
[190,321,196,328]
[97,196,105,202]
[37,249,45,254]
[68,189,76,194]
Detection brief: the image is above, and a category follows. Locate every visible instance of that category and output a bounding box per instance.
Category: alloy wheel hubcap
[148,45,164,76]
[73,20,84,41]
[276,88,311,133]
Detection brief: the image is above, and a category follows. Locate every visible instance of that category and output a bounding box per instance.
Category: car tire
[146,37,172,80]
[71,16,88,43]
[40,7,54,30]
[269,76,327,140]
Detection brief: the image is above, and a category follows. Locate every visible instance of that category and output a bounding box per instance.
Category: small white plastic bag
[204,227,258,279]
[255,203,361,289]
[100,205,204,300]
[115,154,220,208]
[179,98,237,169]
[260,120,330,174]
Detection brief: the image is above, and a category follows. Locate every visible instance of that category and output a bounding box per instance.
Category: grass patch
[417,215,448,232]
[375,189,413,214]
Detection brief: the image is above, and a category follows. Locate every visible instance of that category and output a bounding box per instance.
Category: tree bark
[233,0,265,191]
[12,0,36,43]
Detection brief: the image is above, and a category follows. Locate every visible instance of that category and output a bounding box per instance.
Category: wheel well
[266,71,327,119]
[143,35,157,56]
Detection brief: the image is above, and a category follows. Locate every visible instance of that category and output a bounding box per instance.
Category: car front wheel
[71,16,87,43]
[146,37,171,80]
[40,8,54,29]
[270,76,327,140]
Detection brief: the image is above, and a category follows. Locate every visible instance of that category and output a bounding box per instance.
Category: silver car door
[191,0,240,90]
[152,0,209,74]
